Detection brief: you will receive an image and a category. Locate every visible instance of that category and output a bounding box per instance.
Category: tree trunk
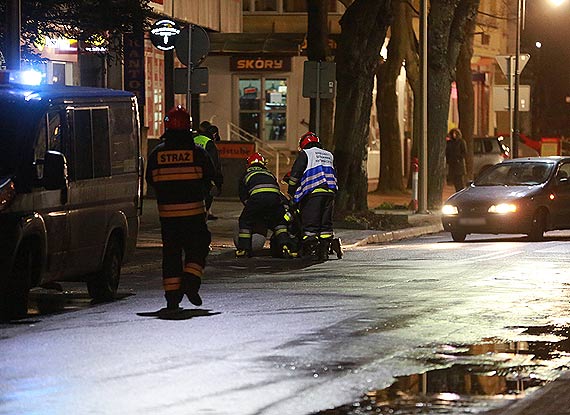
[333,0,392,213]
[307,0,334,148]
[375,0,412,193]
[427,0,479,209]
[456,16,477,180]
[377,59,404,193]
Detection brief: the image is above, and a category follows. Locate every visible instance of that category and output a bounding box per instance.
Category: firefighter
[236,152,296,258]
[286,132,338,260]
[146,106,216,311]
[193,124,223,220]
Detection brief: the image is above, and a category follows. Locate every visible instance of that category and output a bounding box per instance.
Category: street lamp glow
[550,0,566,6]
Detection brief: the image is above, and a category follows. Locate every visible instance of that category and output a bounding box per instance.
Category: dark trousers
[160,216,211,305]
[450,174,465,192]
[300,192,335,239]
[237,193,288,251]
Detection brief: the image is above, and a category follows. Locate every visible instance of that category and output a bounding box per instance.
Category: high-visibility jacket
[146,130,216,219]
[193,133,223,188]
[287,144,337,203]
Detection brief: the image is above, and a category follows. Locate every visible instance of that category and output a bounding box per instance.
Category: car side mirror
[43,151,68,191]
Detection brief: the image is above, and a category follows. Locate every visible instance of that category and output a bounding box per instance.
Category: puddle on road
[315,325,570,415]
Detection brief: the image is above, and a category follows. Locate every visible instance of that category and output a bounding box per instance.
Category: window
[70,107,111,181]
[237,77,287,142]
[92,109,111,178]
[109,102,138,174]
[35,111,62,182]
[244,0,343,13]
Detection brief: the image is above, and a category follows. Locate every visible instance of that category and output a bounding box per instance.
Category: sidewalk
[138,189,447,250]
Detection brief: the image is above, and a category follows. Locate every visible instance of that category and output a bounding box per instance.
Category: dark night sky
[522,1,570,137]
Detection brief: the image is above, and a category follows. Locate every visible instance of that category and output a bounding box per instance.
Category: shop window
[237,77,287,142]
[255,0,277,11]
[244,0,343,13]
[284,0,340,12]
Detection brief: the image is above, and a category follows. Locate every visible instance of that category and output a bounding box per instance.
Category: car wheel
[451,231,467,242]
[528,210,547,242]
[87,235,122,303]
[0,242,37,320]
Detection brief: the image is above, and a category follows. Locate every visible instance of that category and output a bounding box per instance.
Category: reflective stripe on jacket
[293,147,337,203]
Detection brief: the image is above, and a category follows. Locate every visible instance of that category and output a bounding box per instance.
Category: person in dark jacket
[146,106,216,312]
[286,132,337,260]
[445,128,467,192]
[236,152,296,258]
[195,121,223,220]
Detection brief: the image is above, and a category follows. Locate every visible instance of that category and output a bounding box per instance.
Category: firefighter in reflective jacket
[286,132,338,259]
[193,127,223,219]
[236,152,295,258]
[146,106,216,311]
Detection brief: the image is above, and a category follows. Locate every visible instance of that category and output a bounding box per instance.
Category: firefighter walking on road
[236,152,295,258]
[146,106,217,312]
[286,132,338,260]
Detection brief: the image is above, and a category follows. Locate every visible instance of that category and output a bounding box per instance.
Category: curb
[347,223,444,248]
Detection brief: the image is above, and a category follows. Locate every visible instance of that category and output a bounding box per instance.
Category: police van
[0,72,143,319]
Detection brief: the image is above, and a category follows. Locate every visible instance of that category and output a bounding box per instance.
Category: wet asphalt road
[2,231,570,415]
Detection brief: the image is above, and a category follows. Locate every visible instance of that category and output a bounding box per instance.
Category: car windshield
[474,162,554,186]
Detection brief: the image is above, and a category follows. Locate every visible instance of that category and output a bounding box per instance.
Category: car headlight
[488,203,517,214]
[442,204,459,215]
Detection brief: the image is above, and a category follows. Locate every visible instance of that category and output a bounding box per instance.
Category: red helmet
[246,152,266,167]
[164,105,191,131]
[299,131,319,149]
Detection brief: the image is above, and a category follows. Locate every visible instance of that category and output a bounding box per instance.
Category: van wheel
[87,236,122,303]
[528,210,547,242]
[0,243,36,320]
[451,231,467,242]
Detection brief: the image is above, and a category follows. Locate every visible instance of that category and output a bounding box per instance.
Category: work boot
[301,237,318,258]
[235,249,250,258]
[317,239,330,261]
[166,301,182,311]
[330,238,343,259]
[185,276,203,306]
[186,290,202,306]
[282,244,298,259]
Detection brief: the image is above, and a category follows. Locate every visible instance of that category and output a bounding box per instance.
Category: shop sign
[217,142,255,159]
[230,56,291,72]
[123,32,145,105]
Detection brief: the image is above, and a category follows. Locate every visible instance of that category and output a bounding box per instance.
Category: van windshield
[0,103,40,177]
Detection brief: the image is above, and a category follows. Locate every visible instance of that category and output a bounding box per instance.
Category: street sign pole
[495,53,530,158]
[508,56,514,155]
[186,25,193,118]
[315,61,321,136]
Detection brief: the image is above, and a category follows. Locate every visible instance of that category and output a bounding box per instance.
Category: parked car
[472,135,539,178]
[441,157,570,242]
[0,74,143,320]
[472,136,509,178]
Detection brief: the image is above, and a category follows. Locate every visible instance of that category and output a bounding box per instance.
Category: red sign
[217,142,255,159]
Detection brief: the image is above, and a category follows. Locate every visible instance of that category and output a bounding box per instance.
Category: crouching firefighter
[287,132,338,260]
[236,152,297,258]
[146,106,217,311]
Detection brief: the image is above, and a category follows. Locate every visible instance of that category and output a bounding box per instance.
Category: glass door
[238,76,288,142]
